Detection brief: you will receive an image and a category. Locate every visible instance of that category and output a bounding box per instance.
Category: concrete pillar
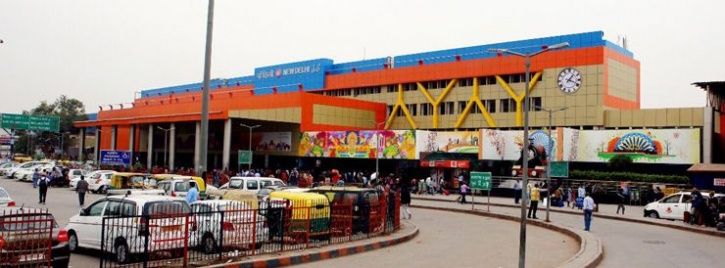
[78,128,85,161]
[147,124,154,169]
[703,106,713,164]
[194,121,201,171]
[129,125,135,166]
[222,119,232,171]
[169,123,176,172]
[94,128,100,165]
[110,126,117,150]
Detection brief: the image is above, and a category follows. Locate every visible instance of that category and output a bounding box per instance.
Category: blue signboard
[100,150,132,166]
[253,58,333,94]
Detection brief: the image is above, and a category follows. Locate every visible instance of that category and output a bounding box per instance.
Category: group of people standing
[512,179,598,231]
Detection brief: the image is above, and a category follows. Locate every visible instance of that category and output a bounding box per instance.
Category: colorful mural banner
[254,132,292,152]
[479,129,558,161]
[567,128,700,164]
[416,130,480,158]
[297,130,416,159]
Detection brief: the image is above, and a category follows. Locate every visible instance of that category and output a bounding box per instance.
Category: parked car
[0,162,18,177]
[65,194,191,263]
[7,161,45,180]
[17,162,55,182]
[189,200,268,253]
[0,187,15,207]
[0,207,71,267]
[88,171,117,194]
[70,170,107,190]
[220,177,285,194]
[643,191,725,220]
[153,175,207,199]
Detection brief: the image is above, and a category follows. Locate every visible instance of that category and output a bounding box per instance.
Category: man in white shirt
[583,193,596,231]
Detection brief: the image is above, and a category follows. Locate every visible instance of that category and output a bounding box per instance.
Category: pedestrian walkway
[411,199,725,268]
[413,193,722,236]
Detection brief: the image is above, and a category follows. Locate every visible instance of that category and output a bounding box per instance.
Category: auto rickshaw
[206,188,259,209]
[267,191,330,242]
[109,172,153,190]
[309,186,381,234]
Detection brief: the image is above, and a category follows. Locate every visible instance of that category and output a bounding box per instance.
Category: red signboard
[420,160,470,169]
[714,178,725,187]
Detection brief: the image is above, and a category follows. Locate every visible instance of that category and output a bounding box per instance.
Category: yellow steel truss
[454,77,496,128]
[417,79,457,128]
[384,84,417,129]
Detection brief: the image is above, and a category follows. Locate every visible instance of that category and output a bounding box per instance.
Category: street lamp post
[199,0,215,173]
[240,123,261,171]
[488,42,569,268]
[157,126,174,169]
[536,106,568,222]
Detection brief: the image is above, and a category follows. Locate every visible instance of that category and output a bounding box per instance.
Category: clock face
[557,68,582,94]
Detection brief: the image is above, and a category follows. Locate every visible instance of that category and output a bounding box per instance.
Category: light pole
[536,106,568,222]
[488,42,569,268]
[240,123,261,170]
[199,0,215,173]
[157,126,174,169]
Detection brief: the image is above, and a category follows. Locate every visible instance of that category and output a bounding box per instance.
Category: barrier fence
[99,191,402,267]
[0,208,57,267]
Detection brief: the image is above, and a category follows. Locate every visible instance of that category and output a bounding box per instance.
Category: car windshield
[229,179,243,189]
[144,201,190,216]
[0,213,59,231]
[175,182,191,192]
[19,162,37,168]
[0,188,9,199]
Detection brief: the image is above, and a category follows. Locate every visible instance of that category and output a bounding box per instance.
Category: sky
[1,0,723,114]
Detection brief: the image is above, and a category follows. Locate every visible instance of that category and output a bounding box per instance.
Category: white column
[78,128,85,161]
[703,106,713,164]
[169,123,176,171]
[110,126,117,150]
[222,119,232,171]
[194,121,201,171]
[94,128,100,165]
[147,124,154,169]
[129,125,135,166]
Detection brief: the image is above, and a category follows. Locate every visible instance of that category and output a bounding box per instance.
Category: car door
[659,194,682,219]
[679,194,693,219]
[75,199,108,249]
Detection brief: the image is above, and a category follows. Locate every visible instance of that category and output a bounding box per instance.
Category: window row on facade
[386,97,543,117]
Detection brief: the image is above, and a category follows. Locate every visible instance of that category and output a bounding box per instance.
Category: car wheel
[68,231,79,252]
[100,186,108,194]
[202,233,216,254]
[115,241,130,264]
[647,211,660,219]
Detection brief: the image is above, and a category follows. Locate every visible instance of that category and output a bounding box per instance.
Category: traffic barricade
[0,208,55,267]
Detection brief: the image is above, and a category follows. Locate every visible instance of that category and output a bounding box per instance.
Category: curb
[211,224,420,268]
[412,204,603,268]
[414,196,725,238]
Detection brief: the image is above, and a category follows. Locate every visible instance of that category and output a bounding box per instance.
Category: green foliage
[570,170,689,184]
[13,95,87,157]
[608,154,633,170]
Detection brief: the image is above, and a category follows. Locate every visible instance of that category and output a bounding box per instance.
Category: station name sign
[256,64,322,80]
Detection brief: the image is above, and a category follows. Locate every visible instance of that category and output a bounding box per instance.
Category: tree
[608,154,633,171]
[12,95,87,159]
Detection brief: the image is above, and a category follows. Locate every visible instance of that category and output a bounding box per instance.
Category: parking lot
[0,177,103,267]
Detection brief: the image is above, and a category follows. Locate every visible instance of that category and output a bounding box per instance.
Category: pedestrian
[616,188,626,215]
[528,183,540,219]
[38,173,50,204]
[186,185,199,204]
[513,178,522,204]
[565,186,573,208]
[459,182,469,204]
[583,192,596,231]
[418,178,427,195]
[31,168,40,188]
[76,175,89,207]
[401,179,412,219]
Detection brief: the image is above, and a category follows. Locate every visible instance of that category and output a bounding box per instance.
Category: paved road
[1,177,104,267]
[412,199,725,268]
[296,208,578,268]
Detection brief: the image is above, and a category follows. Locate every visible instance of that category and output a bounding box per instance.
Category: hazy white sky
[1,0,722,114]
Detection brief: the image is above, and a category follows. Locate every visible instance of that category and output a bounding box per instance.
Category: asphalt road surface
[1,177,103,267]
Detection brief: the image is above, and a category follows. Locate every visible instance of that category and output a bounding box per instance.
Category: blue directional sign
[100,150,131,166]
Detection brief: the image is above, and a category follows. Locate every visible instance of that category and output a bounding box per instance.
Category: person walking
[527,183,541,219]
[459,182,469,204]
[186,185,199,204]
[76,175,89,207]
[513,178,522,204]
[583,192,596,231]
[38,173,50,204]
[616,188,626,215]
[401,179,412,219]
[32,168,40,188]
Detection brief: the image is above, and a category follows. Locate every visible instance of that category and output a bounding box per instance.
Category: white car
[643,191,725,220]
[88,171,116,193]
[156,178,200,198]
[70,170,100,190]
[190,200,268,253]
[219,177,286,194]
[65,194,191,264]
[0,187,15,207]
[17,162,56,182]
[0,162,18,177]
[6,161,44,179]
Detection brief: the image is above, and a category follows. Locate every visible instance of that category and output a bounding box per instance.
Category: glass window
[261,180,273,188]
[230,179,243,189]
[662,194,681,204]
[121,202,136,216]
[458,101,467,113]
[88,201,107,216]
[247,180,259,190]
[104,201,122,217]
[681,194,692,204]
[175,182,191,192]
[144,201,190,216]
[0,188,8,198]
